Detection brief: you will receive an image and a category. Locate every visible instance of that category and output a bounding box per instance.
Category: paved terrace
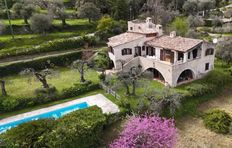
[0,94,120,126]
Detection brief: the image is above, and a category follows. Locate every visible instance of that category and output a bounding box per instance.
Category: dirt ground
[176,88,232,148]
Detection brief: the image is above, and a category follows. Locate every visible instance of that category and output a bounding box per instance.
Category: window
[205,48,214,56]
[122,48,132,55]
[138,26,141,29]
[130,27,133,30]
[178,52,184,61]
[188,52,191,59]
[205,63,210,71]
[146,47,156,56]
[192,48,198,59]
[142,46,145,51]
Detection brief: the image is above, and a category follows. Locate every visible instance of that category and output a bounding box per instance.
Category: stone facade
[107,18,215,87]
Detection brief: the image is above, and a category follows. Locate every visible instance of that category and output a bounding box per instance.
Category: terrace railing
[99,82,120,99]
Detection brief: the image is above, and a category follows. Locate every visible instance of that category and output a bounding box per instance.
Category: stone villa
[107,17,215,87]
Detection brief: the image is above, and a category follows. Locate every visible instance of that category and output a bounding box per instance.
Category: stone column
[174,51,178,64]
[156,48,160,60]
[183,52,188,63]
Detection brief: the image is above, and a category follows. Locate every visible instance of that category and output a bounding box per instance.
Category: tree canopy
[12,1,36,24]
[30,13,52,35]
[77,2,101,22]
[110,115,177,148]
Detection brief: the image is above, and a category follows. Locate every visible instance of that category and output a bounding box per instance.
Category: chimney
[146,17,152,28]
[170,31,176,38]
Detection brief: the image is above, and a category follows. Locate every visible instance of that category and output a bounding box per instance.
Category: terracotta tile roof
[108,32,144,47]
[146,35,203,52]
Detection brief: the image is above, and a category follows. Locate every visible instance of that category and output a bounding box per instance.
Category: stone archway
[177,69,195,84]
[146,68,166,83]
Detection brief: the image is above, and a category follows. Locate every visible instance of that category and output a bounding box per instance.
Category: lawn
[4,68,99,98]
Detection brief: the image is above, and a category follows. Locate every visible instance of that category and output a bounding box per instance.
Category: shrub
[0,36,96,59]
[185,70,231,98]
[44,106,106,148]
[0,119,56,148]
[110,115,177,148]
[35,86,58,102]
[1,97,20,112]
[118,98,131,112]
[186,83,213,97]
[61,81,99,99]
[0,51,82,77]
[203,109,232,134]
[30,13,52,34]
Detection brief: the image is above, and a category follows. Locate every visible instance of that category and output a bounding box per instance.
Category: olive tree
[198,0,216,17]
[187,15,205,28]
[12,1,36,24]
[115,65,151,96]
[144,87,182,116]
[72,60,89,83]
[183,0,198,16]
[216,39,232,64]
[30,13,52,35]
[77,2,101,22]
[48,0,68,27]
[20,68,55,89]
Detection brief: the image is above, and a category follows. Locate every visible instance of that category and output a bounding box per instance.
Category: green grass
[2,18,89,26]
[39,9,75,14]
[4,68,99,98]
[52,19,89,26]
[2,19,26,26]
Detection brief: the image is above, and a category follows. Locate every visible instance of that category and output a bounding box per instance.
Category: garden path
[176,88,232,148]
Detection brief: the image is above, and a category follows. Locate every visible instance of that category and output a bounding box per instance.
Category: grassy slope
[0,19,95,50]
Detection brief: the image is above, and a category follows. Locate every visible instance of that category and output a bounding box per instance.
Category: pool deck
[0,94,120,126]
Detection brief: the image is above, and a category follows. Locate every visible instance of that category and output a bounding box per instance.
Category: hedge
[0,81,100,113]
[0,119,56,148]
[0,36,96,59]
[60,81,100,99]
[0,106,106,148]
[44,106,106,148]
[0,50,82,77]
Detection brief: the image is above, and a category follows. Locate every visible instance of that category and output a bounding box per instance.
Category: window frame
[205,63,210,71]
[205,48,214,56]
[121,48,132,56]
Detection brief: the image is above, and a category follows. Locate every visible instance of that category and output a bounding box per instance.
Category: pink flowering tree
[110,115,177,148]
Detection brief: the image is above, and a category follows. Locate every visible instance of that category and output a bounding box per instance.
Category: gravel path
[176,88,232,148]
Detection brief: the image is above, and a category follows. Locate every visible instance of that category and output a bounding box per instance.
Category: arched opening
[146,68,165,82]
[177,69,194,84]
[109,60,115,69]
[205,48,214,56]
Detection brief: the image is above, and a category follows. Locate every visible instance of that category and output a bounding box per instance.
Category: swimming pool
[0,102,89,133]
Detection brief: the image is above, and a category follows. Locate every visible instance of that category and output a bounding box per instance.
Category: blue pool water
[0,102,89,133]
